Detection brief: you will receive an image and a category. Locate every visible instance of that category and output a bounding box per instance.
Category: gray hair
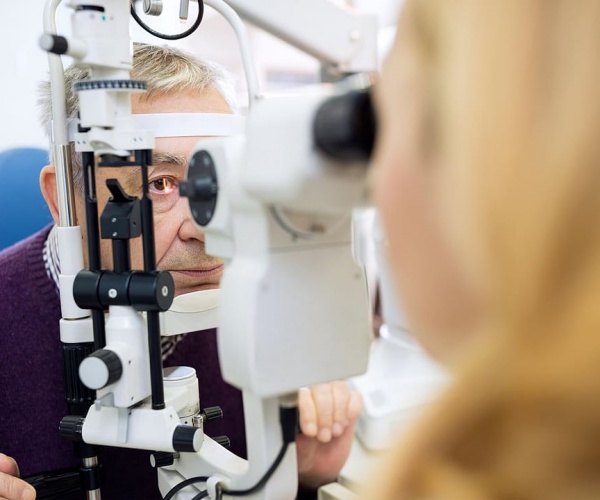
[38,42,237,192]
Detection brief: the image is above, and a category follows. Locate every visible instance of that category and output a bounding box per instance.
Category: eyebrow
[115,151,189,193]
[152,151,189,168]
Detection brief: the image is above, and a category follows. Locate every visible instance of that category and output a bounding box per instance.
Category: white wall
[0,0,400,152]
[0,0,58,150]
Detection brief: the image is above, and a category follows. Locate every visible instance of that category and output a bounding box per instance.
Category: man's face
[75,88,231,296]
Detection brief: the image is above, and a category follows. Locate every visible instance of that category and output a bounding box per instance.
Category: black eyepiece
[313,88,376,162]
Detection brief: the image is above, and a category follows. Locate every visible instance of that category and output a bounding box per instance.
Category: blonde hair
[370,0,600,498]
[38,42,236,192]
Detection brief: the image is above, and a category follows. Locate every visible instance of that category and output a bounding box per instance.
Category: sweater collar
[43,225,60,289]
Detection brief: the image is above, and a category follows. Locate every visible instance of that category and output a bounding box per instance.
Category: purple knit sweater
[0,226,245,499]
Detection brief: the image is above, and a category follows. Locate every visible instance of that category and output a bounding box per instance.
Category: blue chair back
[0,147,53,251]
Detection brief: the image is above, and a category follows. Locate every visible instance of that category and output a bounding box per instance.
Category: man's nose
[174,196,206,242]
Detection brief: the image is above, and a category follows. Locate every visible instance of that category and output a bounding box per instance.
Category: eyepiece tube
[313,88,376,163]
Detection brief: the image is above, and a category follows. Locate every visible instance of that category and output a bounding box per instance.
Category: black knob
[150,451,178,468]
[129,271,174,312]
[172,425,201,453]
[59,415,85,442]
[213,435,231,448]
[98,272,131,306]
[75,270,174,311]
[200,406,223,423]
[39,34,69,55]
[73,270,103,309]
[313,88,376,162]
[79,349,122,390]
[63,343,96,415]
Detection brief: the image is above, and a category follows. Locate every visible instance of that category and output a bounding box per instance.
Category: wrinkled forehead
[134,113,245,138]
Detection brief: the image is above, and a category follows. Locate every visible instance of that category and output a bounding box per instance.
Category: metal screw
[161,286,169,297]
[108,289,117,298]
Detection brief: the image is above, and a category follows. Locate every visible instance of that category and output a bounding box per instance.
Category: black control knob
[59,415,85,442]
[213,435,231,448]
[172,425,202,453]
[74,270,174,311]
[39,34,69,55]
[79,349,123,390]
[73,270,103,309]
[128,271,174,312]
[63,343,96,415]
[150,451,179,468]
[200,406,224,423]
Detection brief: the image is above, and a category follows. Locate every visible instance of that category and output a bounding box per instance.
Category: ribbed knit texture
[0,226,245,499]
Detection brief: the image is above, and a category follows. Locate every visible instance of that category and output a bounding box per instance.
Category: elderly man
[0,43,361,499]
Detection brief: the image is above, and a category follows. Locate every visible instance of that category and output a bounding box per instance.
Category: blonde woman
[370,0,600,498]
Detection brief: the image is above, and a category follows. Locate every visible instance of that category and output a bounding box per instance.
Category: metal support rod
[54,143,79,227]
[137,149,166,410]
[82,151,106,350]
[82,455,102,500]
[138,150,157,271]
[43,0,79,227]
[111,239,130,274]
[147,310,165,410]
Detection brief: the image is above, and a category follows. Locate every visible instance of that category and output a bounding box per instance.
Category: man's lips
[169,264,224,278]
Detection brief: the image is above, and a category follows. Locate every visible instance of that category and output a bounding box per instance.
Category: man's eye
[150,177,177,194]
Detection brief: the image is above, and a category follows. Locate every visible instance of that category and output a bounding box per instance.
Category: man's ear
[40,164,60,224]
